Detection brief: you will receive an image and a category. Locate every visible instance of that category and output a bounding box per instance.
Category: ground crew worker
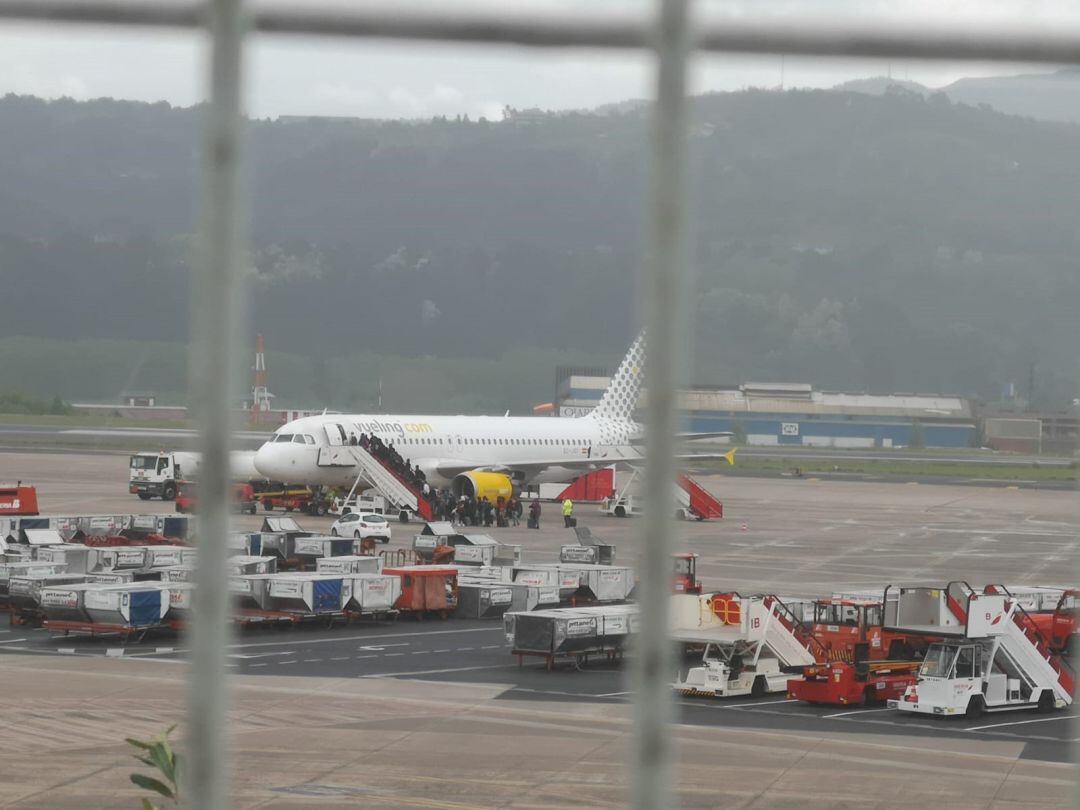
[562,497,574,528]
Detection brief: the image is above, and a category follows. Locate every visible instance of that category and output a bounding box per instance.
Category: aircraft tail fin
[588,332,646,423]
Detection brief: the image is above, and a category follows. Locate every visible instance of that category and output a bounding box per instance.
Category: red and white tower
[251,333,274,423]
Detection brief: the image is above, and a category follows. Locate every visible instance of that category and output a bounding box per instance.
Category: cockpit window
[304,435,316,445]
[274,433,294,443]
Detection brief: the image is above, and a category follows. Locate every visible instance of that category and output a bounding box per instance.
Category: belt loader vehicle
[673,592,821,698]
[787,596,935,706]
[885,582,1075,718]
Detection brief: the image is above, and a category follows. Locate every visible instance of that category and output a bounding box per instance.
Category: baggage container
[144,547,185,569]
[511,565,583,599]
[91,546,149,572]
[166,582,195,620]
[383,565,458,613]
[230,575,273,610]
[0,562,65,597]
[16,528,66,549]
[86,571,136,584]
[456,583,515,619]
[226,555,277,575]
[83,584,170,627]
[575,565,636,602]
[493,544,523,567]
[292,536,354,561]
[35,544,93,574]
[255,532,293,560]
[507,583,561,613]
[159,566,197,583]
[39,583,112,623]
[9,573,87,610]
[506,605,639,662]
[346,574,401,614]
[316,555,382,575]
[264,573,351,614]
[559,544,616,566]
[179,548,198,566]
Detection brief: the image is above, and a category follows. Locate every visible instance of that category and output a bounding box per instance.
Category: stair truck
[672,592,821,698]
[885,582,1075,718]
[600,465,725,521]
[984,585,1078,656]
[319,443,434,523]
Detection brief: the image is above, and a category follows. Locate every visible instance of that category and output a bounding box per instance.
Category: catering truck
[128,450,261,501]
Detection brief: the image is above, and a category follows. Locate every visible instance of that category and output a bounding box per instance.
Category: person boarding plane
[253,334,729,504]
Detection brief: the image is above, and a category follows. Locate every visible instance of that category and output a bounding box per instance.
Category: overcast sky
[1,0,1077,120]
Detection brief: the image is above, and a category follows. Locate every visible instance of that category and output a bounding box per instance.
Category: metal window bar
[1,2,1078,809]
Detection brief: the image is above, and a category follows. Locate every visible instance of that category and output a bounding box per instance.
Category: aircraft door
[451,435,463,457]
[324,424,345,446]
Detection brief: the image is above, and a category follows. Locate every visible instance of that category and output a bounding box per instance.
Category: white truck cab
[890,639,1062,718]
[129,451,197,501]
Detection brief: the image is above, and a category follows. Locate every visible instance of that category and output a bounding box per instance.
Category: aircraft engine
[451,471,515,503]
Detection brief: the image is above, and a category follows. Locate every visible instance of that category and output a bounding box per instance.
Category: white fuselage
[252,412,638,488]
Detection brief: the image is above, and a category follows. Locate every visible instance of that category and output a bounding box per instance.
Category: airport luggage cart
[232,607,347,629]
[43,619,164,643]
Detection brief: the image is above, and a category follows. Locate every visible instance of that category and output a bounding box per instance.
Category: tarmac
[1,449,1078,807]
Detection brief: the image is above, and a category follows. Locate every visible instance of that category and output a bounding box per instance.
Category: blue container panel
[129,591,162,627]
[313,580,341,613]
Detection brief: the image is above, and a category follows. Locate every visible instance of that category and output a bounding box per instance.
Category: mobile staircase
[602,468,723,520]
[316,430,433,523]
[672,591,822,698]
[885,581,1074,717]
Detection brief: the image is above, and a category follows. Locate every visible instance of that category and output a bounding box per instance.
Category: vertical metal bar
[188,0,245,807]
[632,0,690,808]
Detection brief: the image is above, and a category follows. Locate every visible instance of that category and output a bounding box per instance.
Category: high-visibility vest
[562,499,573,516]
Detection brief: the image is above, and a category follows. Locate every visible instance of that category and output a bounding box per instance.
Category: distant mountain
[833,77,930,97]
[834,68,1080,124]
[2,88,1079,408]
[942,68,1080,124]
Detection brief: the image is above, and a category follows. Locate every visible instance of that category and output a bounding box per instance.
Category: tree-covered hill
[1,86,1077,408]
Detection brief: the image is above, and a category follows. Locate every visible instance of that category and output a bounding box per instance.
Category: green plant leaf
[125,737,154,751]
[140,798,157,810]
[134,755,156,769]
[130,774,175,799]
[149,743,175,785]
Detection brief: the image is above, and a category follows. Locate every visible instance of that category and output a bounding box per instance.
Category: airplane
[253,334,730,502]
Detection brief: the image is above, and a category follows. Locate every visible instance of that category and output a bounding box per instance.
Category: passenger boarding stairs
[752,595,824,667]
[675,473,723,520]
[610,468,723,520]
[966,583,1075,702]
[317,442,433,522]
[673,592,821,667]
[888,581,1074,704]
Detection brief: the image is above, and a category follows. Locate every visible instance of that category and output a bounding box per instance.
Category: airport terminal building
[557,375,977,449]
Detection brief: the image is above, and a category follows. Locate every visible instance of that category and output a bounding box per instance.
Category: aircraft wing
[433,448,736,480]
[628,431,734,445]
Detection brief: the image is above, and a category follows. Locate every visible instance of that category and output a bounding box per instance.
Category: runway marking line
[824,707,895,718]
[687,698,799,709]
[0,638,28,644]
[360,663,520,678]
[966,714,1079,732]
[226,626,499,650]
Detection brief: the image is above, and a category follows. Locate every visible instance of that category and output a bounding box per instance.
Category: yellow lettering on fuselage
[404,423,433,433]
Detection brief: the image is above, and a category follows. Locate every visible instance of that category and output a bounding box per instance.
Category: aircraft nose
[254,443,283,479]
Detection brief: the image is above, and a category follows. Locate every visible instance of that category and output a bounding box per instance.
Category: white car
[329,512,392,543]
